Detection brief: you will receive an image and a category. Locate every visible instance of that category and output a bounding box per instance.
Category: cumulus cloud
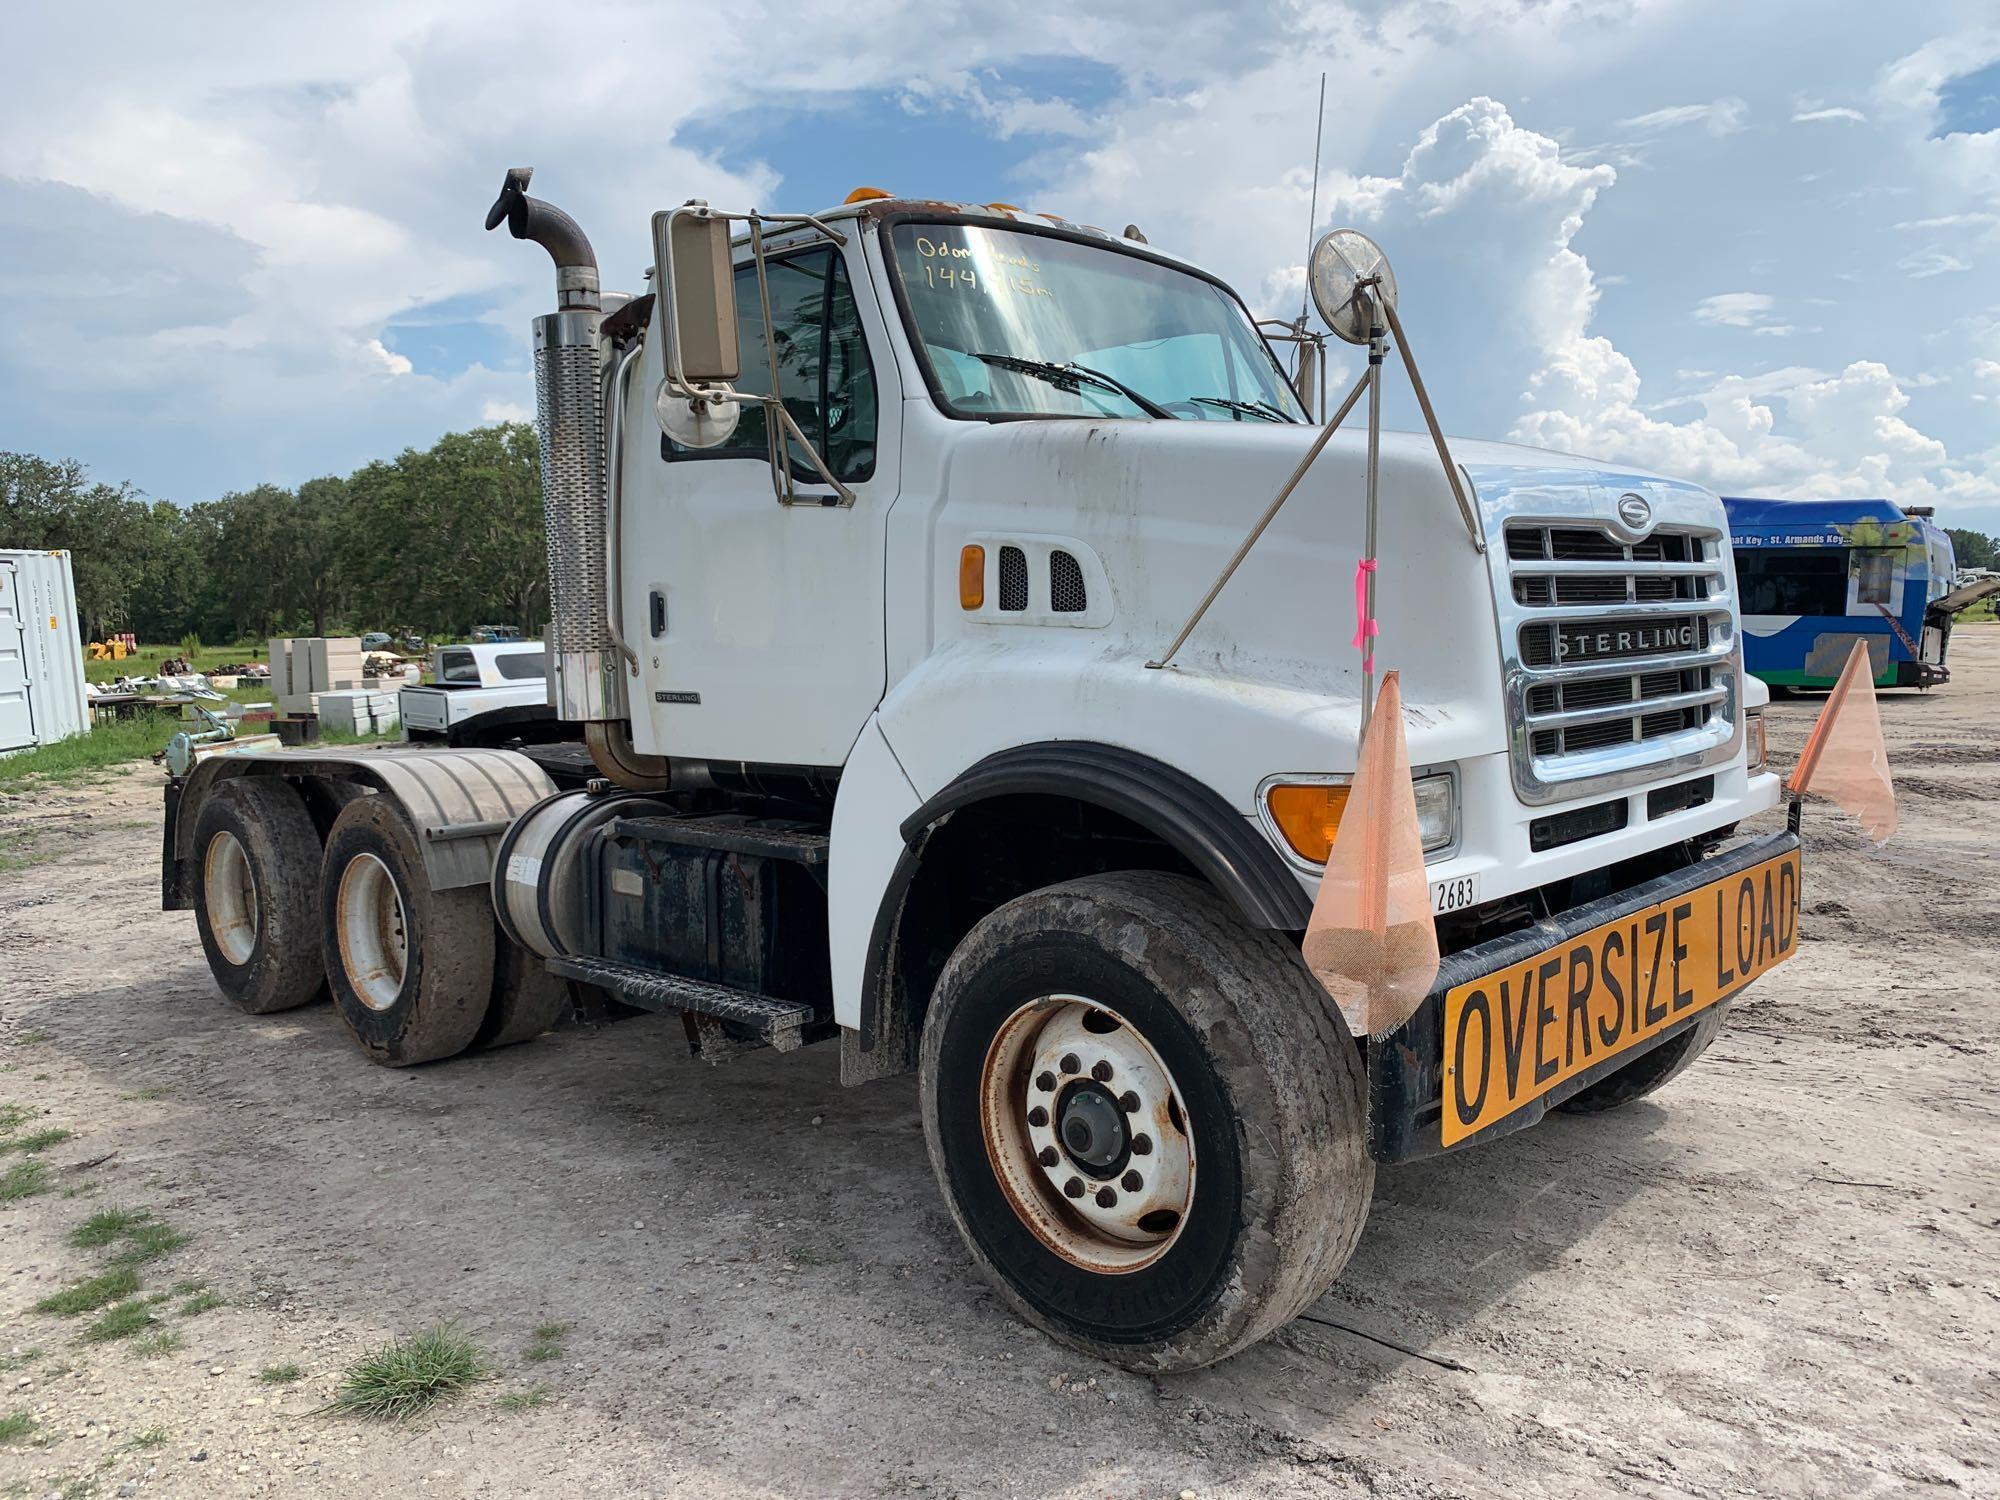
[1301,98,1993,508]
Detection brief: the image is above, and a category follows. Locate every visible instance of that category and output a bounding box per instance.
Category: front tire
[1557,1010,1721,1114]
[320,795,493,1066]
[919,872,1373,1372]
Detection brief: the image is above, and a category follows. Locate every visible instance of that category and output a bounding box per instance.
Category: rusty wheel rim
[203,830,259,966]
[977,997,1195,1274]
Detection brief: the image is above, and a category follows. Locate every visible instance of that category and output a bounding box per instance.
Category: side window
[1853,549,1896,606]
[664,247,878,483]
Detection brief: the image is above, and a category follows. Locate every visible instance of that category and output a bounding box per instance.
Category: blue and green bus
[1722,497,1959,689]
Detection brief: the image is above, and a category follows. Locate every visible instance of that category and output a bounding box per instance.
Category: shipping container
[0,549,90,755]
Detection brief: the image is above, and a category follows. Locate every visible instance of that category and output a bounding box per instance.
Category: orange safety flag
[1302,672,1441,1038]
[1786,638,1897,843]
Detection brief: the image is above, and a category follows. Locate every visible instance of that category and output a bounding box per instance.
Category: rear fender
[163,747,555,910]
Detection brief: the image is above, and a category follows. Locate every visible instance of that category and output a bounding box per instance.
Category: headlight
[1411,773,1455,852]
[1262,771,1457,866]
[1746,711,1767,773]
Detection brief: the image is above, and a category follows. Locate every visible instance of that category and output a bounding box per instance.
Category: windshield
[888,223,1306,424]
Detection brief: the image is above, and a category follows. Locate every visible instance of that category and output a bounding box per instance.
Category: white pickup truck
[160,169,1802,1373]
[398,641,552,746]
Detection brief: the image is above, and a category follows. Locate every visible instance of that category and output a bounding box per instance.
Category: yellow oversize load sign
[1441,849,1801,1146]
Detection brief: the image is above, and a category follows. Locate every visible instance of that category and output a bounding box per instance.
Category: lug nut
[1035,1071,1057,1093]
[1118,1090,1140,1112]
[1091,1060,1113,1082]
[1122,1170,1143,1192]
[1038,1146,1059,1167]
[1132,1133,1153,1156]
[1064,1177,1085,1199]
[1027,1105,1049,1127]
[1059,1053,1081,1074]
[1095,1187,1118,1208]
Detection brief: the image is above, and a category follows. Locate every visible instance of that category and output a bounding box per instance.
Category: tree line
[4,427,1997,647]
[0,424,547,646]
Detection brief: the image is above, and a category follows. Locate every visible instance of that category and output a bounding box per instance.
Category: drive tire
[320,795,493,1066]
[192,779,327,1015]
[1557,1009,1722,1114]
[920,871,1373,1373]
[473,933,570,1050]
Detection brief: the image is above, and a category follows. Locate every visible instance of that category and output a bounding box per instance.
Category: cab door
[618,237,900,769]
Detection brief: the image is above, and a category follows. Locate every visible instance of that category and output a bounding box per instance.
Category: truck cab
[161,175,1800,1374]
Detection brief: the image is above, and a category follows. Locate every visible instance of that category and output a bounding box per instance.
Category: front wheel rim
[202,831,259,966]
[335,853,408,1012]
[977,997,1195,1274]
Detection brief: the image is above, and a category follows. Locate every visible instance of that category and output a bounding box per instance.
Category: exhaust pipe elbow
[486,167,601,311]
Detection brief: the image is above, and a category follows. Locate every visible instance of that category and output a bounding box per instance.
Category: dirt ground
[2,630,1995,1500]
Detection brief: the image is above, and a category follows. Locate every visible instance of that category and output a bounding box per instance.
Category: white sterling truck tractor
[160,168,1801,1371]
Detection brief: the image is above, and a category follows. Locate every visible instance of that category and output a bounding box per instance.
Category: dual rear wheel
[191,778,565,1064]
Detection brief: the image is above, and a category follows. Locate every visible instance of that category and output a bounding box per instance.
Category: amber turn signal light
[1265,783,1351,864]
[959,545,986,610]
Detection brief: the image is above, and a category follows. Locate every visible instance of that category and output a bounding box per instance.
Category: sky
[3,0,1998,540]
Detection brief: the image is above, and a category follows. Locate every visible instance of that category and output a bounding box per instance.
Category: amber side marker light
[1265,783,1351,864]
[959,545,986,610]
[845,186,893,204]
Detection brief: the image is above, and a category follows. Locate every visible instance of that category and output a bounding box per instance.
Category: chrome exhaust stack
[486,167,623,724]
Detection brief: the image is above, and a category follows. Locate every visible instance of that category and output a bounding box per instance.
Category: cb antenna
[1300,71,1327,331]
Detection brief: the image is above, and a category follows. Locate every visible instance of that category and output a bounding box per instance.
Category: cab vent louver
[1050,550,1087,613]
[998,546,1028,611]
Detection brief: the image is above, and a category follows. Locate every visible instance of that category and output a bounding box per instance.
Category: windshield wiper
[1189,396,1293,423]
[970,352,1177,420]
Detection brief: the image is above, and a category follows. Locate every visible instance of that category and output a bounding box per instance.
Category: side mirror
[653,206,740,386]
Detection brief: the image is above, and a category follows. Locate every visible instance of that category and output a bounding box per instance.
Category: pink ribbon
[1352,557,1379,672]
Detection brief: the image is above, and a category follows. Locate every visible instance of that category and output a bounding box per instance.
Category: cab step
[546,954,816,1055]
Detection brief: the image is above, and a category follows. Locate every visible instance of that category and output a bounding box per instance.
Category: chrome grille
[1492,510,1738,805]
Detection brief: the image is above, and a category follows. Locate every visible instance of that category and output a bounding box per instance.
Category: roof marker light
[844,187,893,203]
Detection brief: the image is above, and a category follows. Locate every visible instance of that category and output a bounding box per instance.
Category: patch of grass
[177,1290,224,1316]
[57,1476,94,1500]
[0,1161,53,1202]
[784,1243,847,1267]
[0,716,189,789]
[131,1330,184,1358]
[13,1032,51,1047]
[81,1299,156,1344]
[0,1105,30,1132]
[124,1427,169,1451]
[69,1208,151,1249]
[167,1279,206,1297]
[118,1086,172,1102]
[0,1351,40,1372]
[0,1127,71,1155]
[521,1320,570,1364]
[0,1410,34,1443]
[33,1266,142,1317]
[323,1325,488,1422]
[495,1383,554,1413]
[0,831,53,878]
[258,1363,304,1384]
[109,1221,190,1268]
